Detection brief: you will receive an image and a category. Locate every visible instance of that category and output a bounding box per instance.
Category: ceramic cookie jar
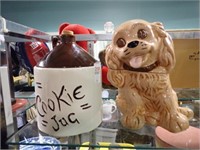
[105,19,193,133]
[34,30,102,137]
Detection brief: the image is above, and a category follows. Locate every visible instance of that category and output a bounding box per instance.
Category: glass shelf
[13,98,35,118]
[7,119,151,149]
[102,88,200,101]
[7,88,200,149]
[13,88,199,118]
[14,88,199,101]
[12,92,36,129]
[13,91,35,115]
[175,88,199,101]
[6,115,200,149]
[15,91,35,99]
[0,16,51,42]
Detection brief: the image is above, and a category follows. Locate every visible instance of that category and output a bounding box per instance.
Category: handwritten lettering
[51,114,80,132]
[42,120,48,127]
[52,85,71,111]
[80,103,92,110]
[48,98,55,111]
[51,115,59,131]
[36,95,45,117]
[42,101,47,114]
[36,84,89,133]
[73,85,85,100]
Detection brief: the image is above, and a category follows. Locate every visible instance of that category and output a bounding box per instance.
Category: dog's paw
[121,114,145,129]
[178,107,194,120]
[116,95,128,114]
[145,112,159,126]
[161,112,189,133]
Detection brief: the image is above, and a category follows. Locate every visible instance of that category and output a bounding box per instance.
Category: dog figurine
[105,19,193,133]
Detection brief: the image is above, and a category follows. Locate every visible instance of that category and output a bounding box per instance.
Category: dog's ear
[151,22,167,38]
[152,22,176,72]
[160,36,176,72]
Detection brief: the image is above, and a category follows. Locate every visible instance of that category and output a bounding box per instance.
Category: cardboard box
[170,39,199,88]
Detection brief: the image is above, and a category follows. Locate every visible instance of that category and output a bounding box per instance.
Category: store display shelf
[13,98,35,118]
[14,88,200,100]
[7,88,200,149]
[0,16,51,42]
[12,88,199,117]
[6,119,145,149]
[167,29,200,39]
[6,113,200,150]
[15,91,35,99]
[175,88,199,101]
[1,17,199,43]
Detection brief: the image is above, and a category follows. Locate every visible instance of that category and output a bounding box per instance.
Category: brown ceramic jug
[38,30,96,68]
[34,30,102,137]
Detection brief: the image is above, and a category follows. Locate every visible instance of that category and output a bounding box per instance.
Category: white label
[34,66,102,137]
[94,61,101,83]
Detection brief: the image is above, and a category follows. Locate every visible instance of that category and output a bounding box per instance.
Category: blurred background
[1,0,199,33]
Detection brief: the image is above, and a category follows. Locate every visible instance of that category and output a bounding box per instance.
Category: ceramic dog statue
[105,19,193,133]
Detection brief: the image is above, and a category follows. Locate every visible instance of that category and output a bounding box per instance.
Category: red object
[102,66,111,85]
[59,23,96,52]
[12,99,28,112]
[24,29,49,68]
[15,29,49,74]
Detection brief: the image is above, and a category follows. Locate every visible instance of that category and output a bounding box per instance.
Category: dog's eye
[137,29,147,39]
[116,38,126,48]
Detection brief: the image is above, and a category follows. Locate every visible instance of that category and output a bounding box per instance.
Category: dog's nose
[127,41,139,48]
